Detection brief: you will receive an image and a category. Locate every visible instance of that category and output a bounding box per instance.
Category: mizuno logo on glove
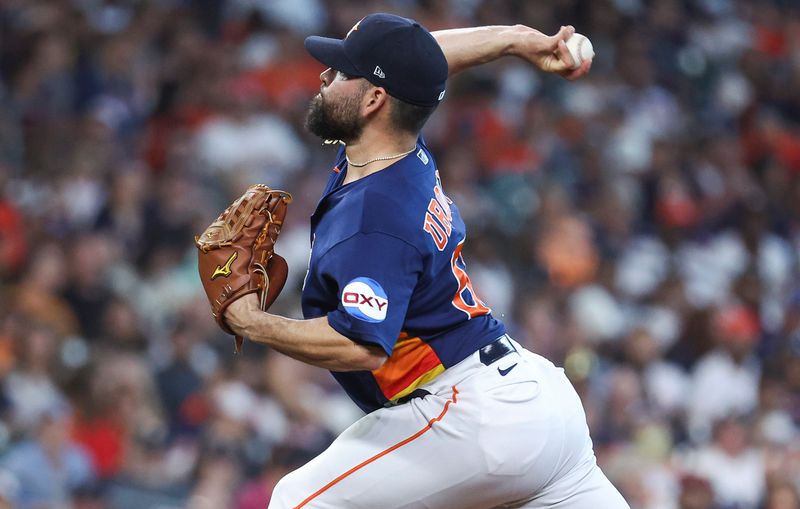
[212,252,237,280]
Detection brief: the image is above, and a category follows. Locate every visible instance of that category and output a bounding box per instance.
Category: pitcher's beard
[305,93,365,145]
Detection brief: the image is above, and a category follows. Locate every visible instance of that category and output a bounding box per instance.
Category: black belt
[384,335,517,408]
[478,334,517,366]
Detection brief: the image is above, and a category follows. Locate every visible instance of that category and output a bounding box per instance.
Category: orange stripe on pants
[292,386,460,509]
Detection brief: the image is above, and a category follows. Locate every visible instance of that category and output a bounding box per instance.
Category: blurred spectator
[624,327,688,420]
[0,164,26,279]
[61,234,116,340]
[105,428,190,509]
[4,323,65,433]
[194,78,307,186]
[0,401,95,509]
[678,475,718,509]
[535,188,599,288]
[235,444,318,509]
[157,321,209,439]
[683,417,766,509]
[687,305,762,441]
[764,482,800,509]
[13,243,79,338]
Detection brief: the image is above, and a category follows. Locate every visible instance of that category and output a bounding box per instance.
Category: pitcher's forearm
[433,25,524,76]
[233,308,387,372]
[433,24,591,81]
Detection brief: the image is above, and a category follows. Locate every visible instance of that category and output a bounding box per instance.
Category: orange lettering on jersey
[423,177,455,250]
[427,199,452,236]
[433,184,452,220]
[423,212,447,251]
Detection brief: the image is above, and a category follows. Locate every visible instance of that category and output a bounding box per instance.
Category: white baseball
[564,33,594,69]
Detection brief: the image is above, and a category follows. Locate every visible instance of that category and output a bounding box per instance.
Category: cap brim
[304,36,361,77]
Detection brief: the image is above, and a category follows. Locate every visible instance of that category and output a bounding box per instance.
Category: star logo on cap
[346,17,364,39]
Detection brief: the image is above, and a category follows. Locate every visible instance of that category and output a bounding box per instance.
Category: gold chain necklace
[345,145,417,168]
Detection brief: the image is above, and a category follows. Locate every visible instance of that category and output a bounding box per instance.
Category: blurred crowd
[0,0,799,507]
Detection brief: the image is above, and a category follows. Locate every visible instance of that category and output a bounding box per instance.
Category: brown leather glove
[195,184,292,353]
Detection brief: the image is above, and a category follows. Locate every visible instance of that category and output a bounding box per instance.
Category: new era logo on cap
[373,66,385,79]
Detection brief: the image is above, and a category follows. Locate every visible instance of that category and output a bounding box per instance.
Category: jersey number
[450,240,491,318]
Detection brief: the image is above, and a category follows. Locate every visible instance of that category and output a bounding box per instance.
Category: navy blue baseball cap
[304,13,448,107]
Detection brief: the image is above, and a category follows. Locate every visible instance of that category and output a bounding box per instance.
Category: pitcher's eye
[337,71,354,81]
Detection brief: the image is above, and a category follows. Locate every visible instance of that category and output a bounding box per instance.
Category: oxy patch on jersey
[341,277,388,323]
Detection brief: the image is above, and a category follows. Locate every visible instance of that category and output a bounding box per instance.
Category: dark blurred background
[0,0,799,508]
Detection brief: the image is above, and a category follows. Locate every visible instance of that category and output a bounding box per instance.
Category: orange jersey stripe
[373,334,443,400]
[293,386,459,509]
[391,364,445,401]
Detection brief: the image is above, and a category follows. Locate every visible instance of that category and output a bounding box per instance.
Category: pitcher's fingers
[561,59,592,81]
[553,25,575,44]
[556,39,576,70]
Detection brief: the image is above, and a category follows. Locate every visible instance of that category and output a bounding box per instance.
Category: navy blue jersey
[301,138,505,413]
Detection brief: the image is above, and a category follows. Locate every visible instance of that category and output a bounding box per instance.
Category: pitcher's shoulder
[359,187,425,241]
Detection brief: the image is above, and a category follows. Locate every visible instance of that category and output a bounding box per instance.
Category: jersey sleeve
[319,232,421,356]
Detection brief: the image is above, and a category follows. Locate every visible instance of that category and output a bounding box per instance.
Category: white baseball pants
[268,340,630,509]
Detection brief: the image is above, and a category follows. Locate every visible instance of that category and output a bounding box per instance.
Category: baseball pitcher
[206,13,630,509]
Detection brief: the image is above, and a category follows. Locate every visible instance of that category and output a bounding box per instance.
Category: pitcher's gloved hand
[195,184,292,353]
